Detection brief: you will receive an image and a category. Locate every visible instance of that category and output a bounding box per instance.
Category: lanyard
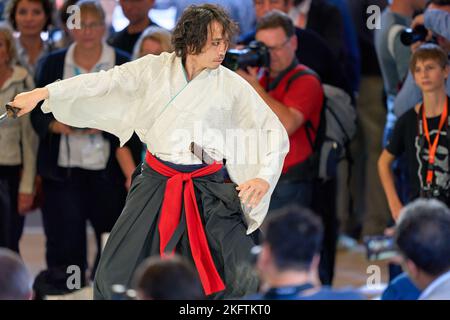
[421,98,448,186]
[262,283,314,299]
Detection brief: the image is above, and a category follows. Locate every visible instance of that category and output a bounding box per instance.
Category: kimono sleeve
[41,57,153,146]
[227,75,289,233]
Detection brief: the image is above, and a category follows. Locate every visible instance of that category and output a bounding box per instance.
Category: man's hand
[236,178,270,209]
[49,121,74,135]
[236,67,261,88]
[411,13,425,30]
[18,193,34,215]
[10,88,49,117]
[390,201,404,222]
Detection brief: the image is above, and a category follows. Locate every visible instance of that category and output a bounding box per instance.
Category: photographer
[378,44,450,221]
[412,5,450,41]
[395,0,450,117]
[238,11,340,286]
[237,10,323,211]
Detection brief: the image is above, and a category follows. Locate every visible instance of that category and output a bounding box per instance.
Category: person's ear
[291,34,298,51]
[257,244,272,273]
[404,259,419,279]
[444,64,449,80]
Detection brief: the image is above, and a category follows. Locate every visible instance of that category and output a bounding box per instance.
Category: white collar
[297,0,312,14]
[65,42,115,73]
[419,269,450,300]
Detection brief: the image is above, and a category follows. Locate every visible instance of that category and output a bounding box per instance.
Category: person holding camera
[237,10,323,212]
[378,43,450,221]
[395,0,450,117]
[9,4,289,300]
[412,3,450,41]
[238,11,341,286]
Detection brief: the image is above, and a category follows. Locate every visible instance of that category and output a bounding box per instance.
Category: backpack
[286,69,357,181]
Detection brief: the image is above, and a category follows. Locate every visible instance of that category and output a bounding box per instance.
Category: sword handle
[5,104,20,119]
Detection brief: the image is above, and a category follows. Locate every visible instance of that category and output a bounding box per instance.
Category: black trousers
[312,178,339,286]
[41,168,126,282]
[0,165,24,253]
[93,162,259,300]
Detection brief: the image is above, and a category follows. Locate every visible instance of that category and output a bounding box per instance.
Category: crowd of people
[0,0,449,300]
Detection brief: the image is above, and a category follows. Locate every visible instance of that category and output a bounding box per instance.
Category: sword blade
[0,112,8,123]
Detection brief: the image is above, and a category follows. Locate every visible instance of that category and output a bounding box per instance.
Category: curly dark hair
[172,4,238,60]
[6,0,53,32]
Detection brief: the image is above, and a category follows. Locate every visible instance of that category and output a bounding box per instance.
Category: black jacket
[31,48,130,182]
[306,0,345,62]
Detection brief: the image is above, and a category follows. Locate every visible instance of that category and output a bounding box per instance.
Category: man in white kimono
[10,4,289,299]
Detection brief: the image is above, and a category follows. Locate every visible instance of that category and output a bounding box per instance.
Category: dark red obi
[145,151,225,295]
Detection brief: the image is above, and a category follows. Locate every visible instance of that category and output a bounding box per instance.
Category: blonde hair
[76,0,106,24]
[132,26,174,60]
[0,24,17,66]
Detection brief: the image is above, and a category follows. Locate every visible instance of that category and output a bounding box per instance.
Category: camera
[400,25,429,46]
[222,41,270,71]
[363,235,397,261]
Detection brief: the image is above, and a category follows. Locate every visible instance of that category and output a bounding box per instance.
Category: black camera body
[222,40,270,71]
[400,25,429,46]
[363,235,397,261]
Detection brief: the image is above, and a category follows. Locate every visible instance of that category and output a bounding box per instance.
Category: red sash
[145,151,225,295]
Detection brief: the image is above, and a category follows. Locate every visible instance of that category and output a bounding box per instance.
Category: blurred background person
[167,0,256,37]
[133,255,204,300]
[246,206,364,300]
[53,0,78,49]
[0,247,33,300]
[395,199,450,300]
[6,0,54,75]
[341,0,389,243]
[132,25,173,59]
[108,0,159,55]
[0,24,37,254]
[108,0,157,174]
[30,0,129,295]
[239,0,351,95]
[395,0,450,118]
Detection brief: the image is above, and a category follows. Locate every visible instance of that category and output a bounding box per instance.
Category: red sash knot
[145,151,225,295]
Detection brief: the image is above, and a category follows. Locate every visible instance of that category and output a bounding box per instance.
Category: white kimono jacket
[41,52,289,234]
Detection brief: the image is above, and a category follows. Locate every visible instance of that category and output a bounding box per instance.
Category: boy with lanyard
[379,43,450,221]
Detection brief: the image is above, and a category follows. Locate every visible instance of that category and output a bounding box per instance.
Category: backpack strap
[284,69,320,93]
[284,68,322,150]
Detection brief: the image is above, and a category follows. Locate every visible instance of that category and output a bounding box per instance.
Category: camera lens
[222,41,270,71]
[400,25,429,46]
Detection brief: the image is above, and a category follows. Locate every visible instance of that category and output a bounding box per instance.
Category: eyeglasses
[265,37,291,53]
[79,22,104,30]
